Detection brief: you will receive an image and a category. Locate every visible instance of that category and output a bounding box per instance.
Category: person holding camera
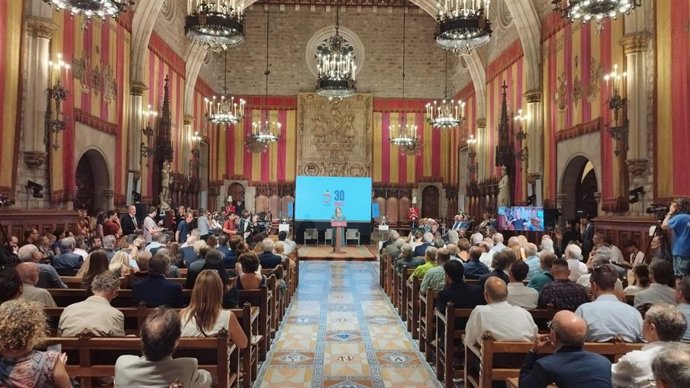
[662,199,690,278]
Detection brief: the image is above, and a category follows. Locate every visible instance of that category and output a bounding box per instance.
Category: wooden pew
[60,276,187,289]
[238,284,271,362]
[406,275,421,339]
[47,288,192,308]
[395,267,414,321]
[42,330,240,388]
[465,334,645,388]
[418,289,437,360]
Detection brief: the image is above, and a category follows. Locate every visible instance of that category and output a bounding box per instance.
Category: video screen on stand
[497,206,545,232]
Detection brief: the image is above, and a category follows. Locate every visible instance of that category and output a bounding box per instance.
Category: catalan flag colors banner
[0,0,22,194]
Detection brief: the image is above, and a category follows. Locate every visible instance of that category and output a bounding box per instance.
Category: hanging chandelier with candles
[551,0,641,27]
[315,1,356,99]
[426,52,465,129]
[43,0,129,19]
[248,7,280,153]
[185,0,245,49]
[205,50,245,125]
[435,0,492,52]
[390,3,421,156]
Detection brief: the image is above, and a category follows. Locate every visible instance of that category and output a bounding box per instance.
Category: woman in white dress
[179,270,248,349]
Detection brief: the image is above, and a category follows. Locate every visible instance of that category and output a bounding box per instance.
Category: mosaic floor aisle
[255,261,442,388]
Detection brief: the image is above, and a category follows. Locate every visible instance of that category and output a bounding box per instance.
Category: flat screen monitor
[497,206,545,232]
[295,176,372,222]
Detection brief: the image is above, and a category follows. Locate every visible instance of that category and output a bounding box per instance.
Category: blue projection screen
[295,176,372,222]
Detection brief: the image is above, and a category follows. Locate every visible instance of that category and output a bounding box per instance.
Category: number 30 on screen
[334,190,345,201]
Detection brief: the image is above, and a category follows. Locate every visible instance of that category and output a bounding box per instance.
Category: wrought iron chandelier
[248,7,280,153]
[435,0,492,52]
[205,50,245,125]
[185,0,245,49]
[426,52,465,129]
[390,4,421,156]
[315,1,356,99]
[551,0,641,26]
[43,0,129,19]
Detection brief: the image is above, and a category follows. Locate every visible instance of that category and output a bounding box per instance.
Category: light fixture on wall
[45,53,70,150]
[191,131,202,158]
[389,3,421,156]
[426,51,465,129]
[466,134,478,173]
[435,0,492,53]
[140,104,157,166]
[185,0,245,49]
[247,6,281,154]
[315,0,356,99]
[514,108,528,161]
[604,64,628,156]
[205,50,245,125]
[551,0,641,30]
[43,0,130,19]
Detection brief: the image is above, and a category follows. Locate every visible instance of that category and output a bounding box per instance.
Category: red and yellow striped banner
[0,0,22,194]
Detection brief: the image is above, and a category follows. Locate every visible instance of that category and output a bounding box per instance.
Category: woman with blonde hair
[0,300,71,387]
[109,251,137,278]
[180,270,248,348]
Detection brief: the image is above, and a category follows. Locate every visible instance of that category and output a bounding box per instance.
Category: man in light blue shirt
[662,199,690,278]
[575,264,643,343]
[523,243,541,281]
[675,277,690,342]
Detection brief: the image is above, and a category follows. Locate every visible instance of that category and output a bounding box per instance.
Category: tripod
[644,222,672,265]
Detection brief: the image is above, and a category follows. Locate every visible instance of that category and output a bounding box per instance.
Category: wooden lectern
[331,220,347,253]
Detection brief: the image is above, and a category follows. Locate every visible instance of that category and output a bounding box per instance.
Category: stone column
[183,115,194,177]
[475,118,486,180]
[103,189,115,211]
[23,17,57,169]
[126,82,146,204]
[524,90,543,181]
[622,32,650,215]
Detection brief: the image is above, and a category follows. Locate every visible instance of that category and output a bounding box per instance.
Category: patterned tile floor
[254,261,442,388]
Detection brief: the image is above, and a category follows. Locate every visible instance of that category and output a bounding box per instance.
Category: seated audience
[477,250,511,290]
[180,236,202,267]
[180,270,247,348]
[651,342,690,388]
[17,244,66,288]
[625,264,651,295]
[478,240,495,268]
[527,252,556,292]
[258,238,283,269]
[0,300,71,387]
[538,258,589,311]
[507,260,539,309]
[675,277,690,342]
[395,244,424,273]
[625,240,646,268]
[457,238,472,262]
[132,253,184,307]
[52,237,83,276]
[109,250,138,278]
[188,249,230,291]
[384,237,405,260]
[464,277,537,347]
[102,235,117,261]
[413,232,433,257]
[235,252,265,291]
[0,267,22,304]
[524,243,541,281]
[409,246,437,281]
[380,230,399,254]
[16,262,55,307]
[59,271,124,337]
[114,308,212,387]
[80,251,111,291]
[612,304,687,387]
[635,259,678,307]
[565,243,588,282]
[576,250,625,295]
[519,310,612,388]
[420,248,451,294]
[464,246,490,280]
[436,260,484,329]
[575,264,643,342]
[491,233,506,253]
[277,230,296,255]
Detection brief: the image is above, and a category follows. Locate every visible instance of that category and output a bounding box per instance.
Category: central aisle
[255,261,441,388]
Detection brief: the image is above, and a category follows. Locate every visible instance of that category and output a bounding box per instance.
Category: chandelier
[390,3,421,156]
[426,52,465,129]
[315,1,356,99]
[248,6,280,153]
[43,0,129,19]
[435,0,492,52]
[551,0,641,26]
[205,50,245,124]
[185,0,245,49]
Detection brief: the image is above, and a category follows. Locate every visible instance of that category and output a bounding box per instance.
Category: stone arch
[560,154,600,222]
[131,0,166,84]
[184,42,208,117]
[504,0,542,92]
[557,130,603,220]
[75,148,110,214]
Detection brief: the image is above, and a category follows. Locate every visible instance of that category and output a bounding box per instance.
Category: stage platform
[297,244,378,261]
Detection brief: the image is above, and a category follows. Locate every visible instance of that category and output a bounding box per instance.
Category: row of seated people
[380,233,690,388]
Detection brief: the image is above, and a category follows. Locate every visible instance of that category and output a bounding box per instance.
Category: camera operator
[661,199,690,278]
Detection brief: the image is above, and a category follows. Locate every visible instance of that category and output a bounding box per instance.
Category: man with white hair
[102,234,117,261]
[470,232,484,246]
[381,230,399,253]
[17,244,66,289]
[540,236,555,255]
[524,243,540,280]
[491,233,506,253]
[259,238,283,269]
[53,237,83,276]
[413,232,434,257]
[565,244,588,282]
[16,262,56,307]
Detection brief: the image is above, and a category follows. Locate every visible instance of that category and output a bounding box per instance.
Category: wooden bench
[60,276,187,289]
[406,275,421,339]
[465,334,645,388]
[238,284,272,362]
[418,289,437,361]
[47,288,192,308]
[42,330,240,388]
[395,267,414,321]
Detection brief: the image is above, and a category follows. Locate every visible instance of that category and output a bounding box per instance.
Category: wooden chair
[395,268,414,321]
[238,284,271,362]
[406,275,421,339]
[434,303,474,386]
[418,289,437,360]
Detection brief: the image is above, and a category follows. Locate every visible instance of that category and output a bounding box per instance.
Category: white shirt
[506,283,539,310]
[575,294,643,342]
[74,248,89,261]
[630,250,645,267]
[464,301,537,347]
[576,273,624,293]
[609,245,626,265]
[143,216,158,243]
[611,342,668,388]
[567,259,588,282]
[634,283,677,307]
[479,251,494,268]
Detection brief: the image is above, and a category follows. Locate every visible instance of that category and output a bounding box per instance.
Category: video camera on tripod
[646,204,670,221]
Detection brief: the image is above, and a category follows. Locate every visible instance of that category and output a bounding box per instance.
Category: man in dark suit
[414,232,433,257]
[120,205,139,236]
[436,260,484,329]
[581,215,595,260]
[237,210,252,239]
[132,253,184,307]
[52,237,83,276]
[519,310,612,388]
[258,238,283,269]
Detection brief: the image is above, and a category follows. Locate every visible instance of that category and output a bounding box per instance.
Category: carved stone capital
[476,118,487,130]
[183,115,194,126]
[621,32,650,54]
[626,158,649,178]
[23,151,47,169]
[25,17,57,39]
[103,189,115,199]
[130,81,148,96]
[524,89,542,104]
[527,173,542,184]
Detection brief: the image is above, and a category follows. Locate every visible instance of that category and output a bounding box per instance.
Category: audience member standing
[662,199,690,278]
[120,205,139,236]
